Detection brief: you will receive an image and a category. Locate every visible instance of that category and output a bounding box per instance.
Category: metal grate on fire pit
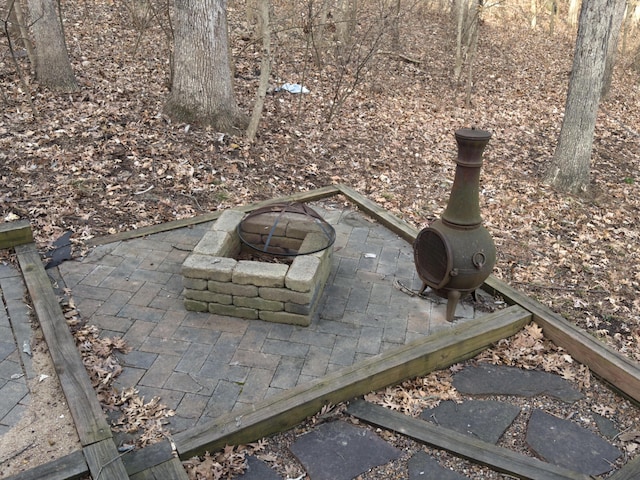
[237,202,335,257]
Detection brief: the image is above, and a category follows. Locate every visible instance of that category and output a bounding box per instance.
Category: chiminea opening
[414,128,495,322]
[414,229,452,290]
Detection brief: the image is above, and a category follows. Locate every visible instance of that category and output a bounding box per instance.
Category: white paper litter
[277,83,310,94]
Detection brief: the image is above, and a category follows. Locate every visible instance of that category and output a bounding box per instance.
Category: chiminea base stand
[413,128,496,322]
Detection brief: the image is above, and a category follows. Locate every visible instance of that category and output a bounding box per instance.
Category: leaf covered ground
[1,0,639,386]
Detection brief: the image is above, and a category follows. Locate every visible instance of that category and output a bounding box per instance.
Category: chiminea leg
[446,290,461,322]
[419,282,429,295]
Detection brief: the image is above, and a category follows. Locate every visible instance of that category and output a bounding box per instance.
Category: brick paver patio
[55,203,484,437]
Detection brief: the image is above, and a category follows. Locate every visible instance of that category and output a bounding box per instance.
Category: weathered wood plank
[123,440,175,476]
[83,439,129,480]
[87,185,341,246]
[336,184,419,242]
[15,243,112,445]
[347,400,592,480]
[129,458,189,480]
[0,219,33,249]
[484,276,640,403]
[607,454,640,480]
[174,305,531,458]
[3,449,88,480]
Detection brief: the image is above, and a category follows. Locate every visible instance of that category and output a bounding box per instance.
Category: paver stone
[420,400,520,444]
[235,455,282,480]
[408,451,469,480]
[289,420,400,480]
[526,409,622,476]
[452,363,583,403]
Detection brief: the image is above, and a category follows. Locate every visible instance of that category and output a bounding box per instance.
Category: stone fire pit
[181,207,333,326]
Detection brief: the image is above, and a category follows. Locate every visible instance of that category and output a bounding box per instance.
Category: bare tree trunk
[567,0,580,26]
[549,0,557,34]
[165,0,247,134]
[6,0,35,65]
[453,0,465,82]
[530,0,537,28]
[621,1,640,66]
[465,0,480,108]
[544,0,626,194]
[391,0,401,51]
[27,0,77,91]
[246,0,257,26]
[600,0,627,98]
[246,0,270,142]
[5,0,21,45]
[337,0,357,51]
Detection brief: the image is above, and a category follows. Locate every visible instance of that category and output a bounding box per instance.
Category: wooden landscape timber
[4,185,640,479]
[14,243,129,480]
[0,220,33,249]
[3,450,88,480]
[86,185,341,247]
[347,400,593,480]
[483,276,640,405]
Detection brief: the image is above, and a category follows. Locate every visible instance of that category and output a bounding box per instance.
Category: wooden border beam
[15,243,128,479]
[3,450,88,480]
[336,184,419,242]
[86,185,340,247]
[83,440,130,479]
[483,276,640,403]
[174,305,531,458]
[0,219,33,249]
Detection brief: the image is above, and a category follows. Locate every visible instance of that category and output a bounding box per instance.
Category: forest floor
[0,0,639,477]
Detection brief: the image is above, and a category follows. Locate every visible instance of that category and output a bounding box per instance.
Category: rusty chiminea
[413,128,495,322]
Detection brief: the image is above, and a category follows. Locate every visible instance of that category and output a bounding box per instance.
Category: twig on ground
[0,442,36,464]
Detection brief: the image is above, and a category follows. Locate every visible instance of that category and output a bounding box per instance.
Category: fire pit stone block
[181,209,332,326]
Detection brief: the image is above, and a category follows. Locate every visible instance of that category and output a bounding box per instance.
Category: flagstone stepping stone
[526,409,622,476]
[452,363,584,403]
[408,451,470,480]
[236,455,282,480]
[289,420,401,480]
[420,400,520,444]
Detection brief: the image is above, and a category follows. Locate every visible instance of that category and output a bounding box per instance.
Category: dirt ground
[0,328,80,477]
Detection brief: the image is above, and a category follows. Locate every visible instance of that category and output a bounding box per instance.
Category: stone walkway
[54,203,486,437]
[240,364,623,479]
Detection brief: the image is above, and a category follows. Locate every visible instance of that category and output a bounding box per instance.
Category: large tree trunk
[600,0,627,98]
[543,0,625,194]
[164,0,247,134]
[27,0,77,91]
